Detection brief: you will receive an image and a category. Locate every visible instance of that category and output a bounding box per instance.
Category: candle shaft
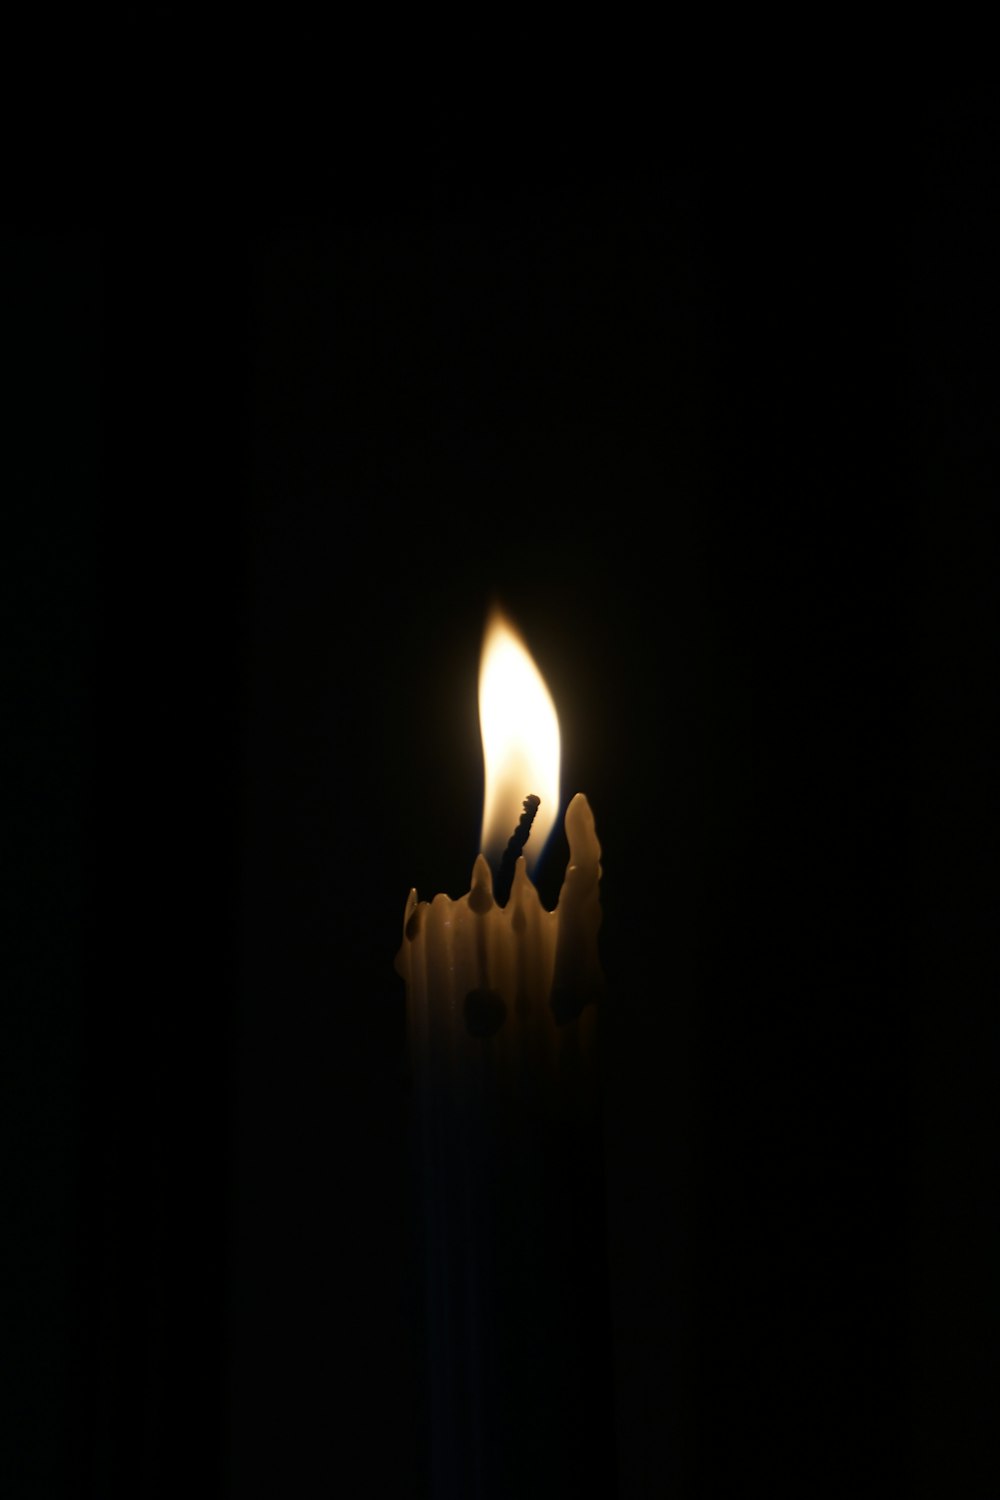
[397,796,615,1499]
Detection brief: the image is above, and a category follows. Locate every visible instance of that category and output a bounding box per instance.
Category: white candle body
[395,792,610,1499]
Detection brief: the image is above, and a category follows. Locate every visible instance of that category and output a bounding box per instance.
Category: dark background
[4,94,997,1498]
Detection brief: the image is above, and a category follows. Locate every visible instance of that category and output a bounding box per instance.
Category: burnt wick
[494,794,540,908]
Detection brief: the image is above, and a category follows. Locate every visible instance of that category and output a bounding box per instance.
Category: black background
[4,93,997,1498]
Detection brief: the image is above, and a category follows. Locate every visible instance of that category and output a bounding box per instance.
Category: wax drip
[494,794,540,908]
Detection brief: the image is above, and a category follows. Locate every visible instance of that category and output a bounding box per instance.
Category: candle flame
[478,605,560,873]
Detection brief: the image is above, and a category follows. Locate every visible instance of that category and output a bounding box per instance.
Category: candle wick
[494,794,540,908]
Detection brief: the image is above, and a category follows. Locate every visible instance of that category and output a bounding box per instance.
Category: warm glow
[478,605,560,873]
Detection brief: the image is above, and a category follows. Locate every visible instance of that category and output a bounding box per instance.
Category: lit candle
[396,605,614,1500]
